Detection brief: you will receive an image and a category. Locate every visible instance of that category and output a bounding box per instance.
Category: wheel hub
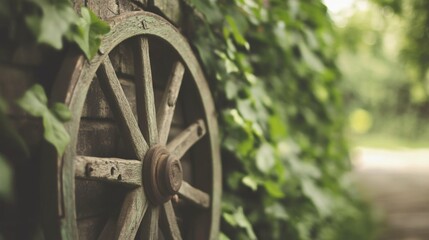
[143,144,183,205]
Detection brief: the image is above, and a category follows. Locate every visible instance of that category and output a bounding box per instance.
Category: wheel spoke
[139,205,160,239]
[178,181,210,208]
[97,216,116,240]
[160,201,182,240]
[97,57,149,160]
[116,187,148,240]
[167,119,206,159]
[157,62,185,144]
[135,37,158,145]
[74,156,142,187]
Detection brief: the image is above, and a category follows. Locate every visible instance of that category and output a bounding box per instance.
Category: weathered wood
[140,206,160,240]
[182,79,219,239]
[131,0,149,7]
[75,180,124,220]
[47,12,221,239]
[77,120,121,157]
[118,0,140,13]
[116,187,148,239]
[162,109,193,192]
[110,40,136,77]
[157,61,185,144]
[97,57,148,160]
[178,181,210,208]
[81,78,114,119]
[75,156,142,186]
[72,0,85,12]
[146,37,179,90]
[97,216,116,240]
[155,88,185,128]
[135,37,158,146]
[11,44,50,66]
[152,0,182,25]
[78,119,184,159]
[82,79,185,127]
[81,76,136,119]
[167,119,206,159]
[86,0,118,20]
[77,215,107,240]
[161,201,183,240]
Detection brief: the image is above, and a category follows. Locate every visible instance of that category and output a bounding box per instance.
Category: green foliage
[371,0,429,98]
[0,2,105,237]
[25,0,78,49]
[17,84,71,155]
[0,1,377,238]
[223,206,257,239]
[186,0,377,239]
[67,7,110,59]
[338,1,429,142]
[0,0,109,60]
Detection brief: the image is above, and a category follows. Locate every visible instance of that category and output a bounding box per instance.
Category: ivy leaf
[26,0,78,49]
[313,82,329,103]
[42,111,71,155]
[298,42,325,72]
[227,172,244,190]
[256,143,276,174]
[269,115,288,141]
[51,102,72,122]
[225,81,238,100]
[263,180,285,198]
[219,233,231,240]
[68,7,110,59]
[237,99,256,122]
[302,179,332,217]
[17,84,70,155]
[225,15,250,50]
[183,0,223,23]
[288,155,321,179]
[223,207,257,240]
[265,203,289,220]
[0,154,13,201]
[242,175,258,191]
[16,84,48,116]
[16,85,48,114]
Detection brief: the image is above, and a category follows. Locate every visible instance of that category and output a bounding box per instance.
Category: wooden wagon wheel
[44,11,221,240]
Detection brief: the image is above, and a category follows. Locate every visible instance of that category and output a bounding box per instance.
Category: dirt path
[353,148,429,240]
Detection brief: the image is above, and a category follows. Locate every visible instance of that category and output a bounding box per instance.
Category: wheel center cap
[143,145,183,205]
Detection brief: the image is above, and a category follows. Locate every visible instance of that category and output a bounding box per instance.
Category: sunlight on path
[353,148,429,240]
[353,148,429,172]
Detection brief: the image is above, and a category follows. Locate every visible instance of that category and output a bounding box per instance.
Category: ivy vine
[0,0,378,239]
[184,0,378,239]
[0,1,108,237]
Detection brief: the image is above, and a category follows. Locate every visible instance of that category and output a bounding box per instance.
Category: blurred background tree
[336,0,429,146]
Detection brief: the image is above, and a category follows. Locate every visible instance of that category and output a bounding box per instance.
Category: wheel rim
[47,11,221,240]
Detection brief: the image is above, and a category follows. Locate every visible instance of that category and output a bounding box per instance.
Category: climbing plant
[184,0,378,239]
[0,0,378,239]
[0,0,109,157]
[0,1,108,238]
